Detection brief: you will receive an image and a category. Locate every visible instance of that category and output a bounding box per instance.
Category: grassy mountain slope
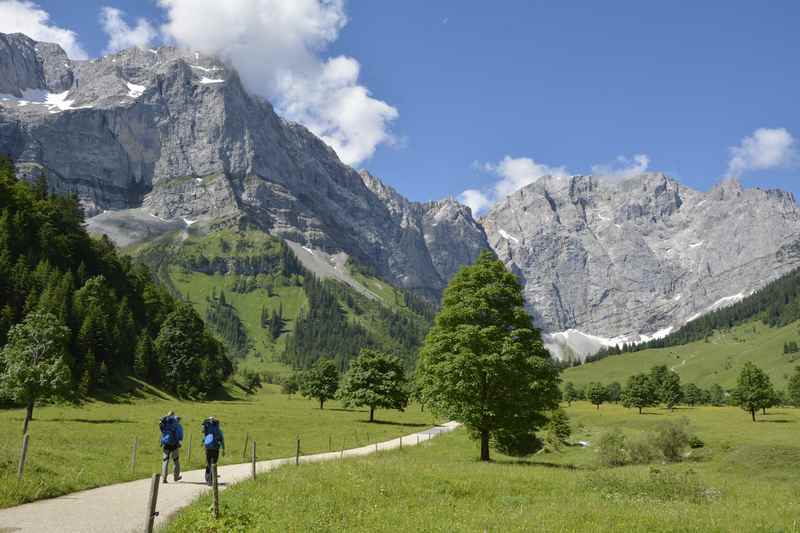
[131,225,432,374]
[563,319,800,388]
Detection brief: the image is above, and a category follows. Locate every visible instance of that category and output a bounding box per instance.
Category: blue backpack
[203,420,222,449]
[160,416,178,447]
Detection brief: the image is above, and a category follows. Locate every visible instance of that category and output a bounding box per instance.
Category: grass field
[166,401,800,532]
[563,320,800,389]
[0,383,438,509]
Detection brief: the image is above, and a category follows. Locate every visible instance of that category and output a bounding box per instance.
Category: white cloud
[0,0,87,59]
[157,0,397,166]
[459,156,569,214]
[727,128,797,178]
[459,189,492,214]
[591,154,650,183]
[100,6,157,54]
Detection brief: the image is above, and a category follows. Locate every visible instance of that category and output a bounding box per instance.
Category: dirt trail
[0,422,459,533]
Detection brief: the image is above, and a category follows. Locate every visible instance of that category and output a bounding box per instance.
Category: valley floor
[167,402,800,532]
[0,383,436,509]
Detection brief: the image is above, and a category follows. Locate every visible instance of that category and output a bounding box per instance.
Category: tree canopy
[416,250,560,461]
[300,357,340,409]
[338,348,408,422]
[621,373,657,414]
[732,362,774,421]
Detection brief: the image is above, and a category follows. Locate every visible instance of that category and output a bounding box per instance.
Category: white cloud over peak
[591,153,650,183]
[459,156,569,214]
[0,0,87,59]
[100,7,157,54]
[727,128,797,178]
[157,0,398,166]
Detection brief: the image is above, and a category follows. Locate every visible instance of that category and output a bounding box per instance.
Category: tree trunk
[369,406,374,422]
[22,399,34,435]
[762,407,766,415]
[596,404,599,410]
[638,406,642,414]
[480,430,490,462]
[751,408,756,422]
[320,398,324,410]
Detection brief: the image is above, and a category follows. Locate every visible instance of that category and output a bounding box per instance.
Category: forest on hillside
[0,157,231,400]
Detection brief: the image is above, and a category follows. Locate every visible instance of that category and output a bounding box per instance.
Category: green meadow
[167,401,800,532]
[563,320,800,389]
[0,383,436,509]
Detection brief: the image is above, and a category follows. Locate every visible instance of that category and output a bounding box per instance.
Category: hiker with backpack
[159,411,184,483]
[202,416,225,485]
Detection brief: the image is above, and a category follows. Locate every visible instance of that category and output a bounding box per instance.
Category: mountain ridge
[3,32,800,359]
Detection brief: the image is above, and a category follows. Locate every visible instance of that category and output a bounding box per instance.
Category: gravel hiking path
[0,422,460,533]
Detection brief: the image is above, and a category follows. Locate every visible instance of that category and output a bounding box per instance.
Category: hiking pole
[186,434,192,466]
[144,473,160,533]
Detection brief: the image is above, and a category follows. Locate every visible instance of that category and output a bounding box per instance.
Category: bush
[651,419,691,462]
[492,429,543,457]
[597,428,628,467]
[688,435,705,449]
[547,409,571,443]
[627,437,658,464]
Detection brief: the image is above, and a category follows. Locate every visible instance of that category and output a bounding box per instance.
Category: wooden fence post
[295,436,300,466]
[242,433,250,459]
[131,437,138,474]
[211,463,220,519]
[251,440,257,479]
[186,434,192,466]
[144,473,160,533]
[17,433,30,481]
[328,435,332,451]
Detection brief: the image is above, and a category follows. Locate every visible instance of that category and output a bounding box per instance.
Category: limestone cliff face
[481,173,800,350]
[0,33,489,296]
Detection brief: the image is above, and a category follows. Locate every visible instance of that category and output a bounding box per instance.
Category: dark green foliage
[241,370,262,394]
[731,361,774,421]
[606,381,622,402]
[154,304,232,398]
[707,383,726,406]
[562,381,579,405]
[650,365,682,409]
[683,383,703,406]
[621,373,657,414]
[546,408,571,444]
[0,159,226,399]
[205,290,249,357]
[261,304,285,340]
[299,357,340,409]
[492,428,543,457]
[788,366,800,406]
[416,251,561,461]
[279,373,300,396]
[339,348,409,422]
[587,382,607,409]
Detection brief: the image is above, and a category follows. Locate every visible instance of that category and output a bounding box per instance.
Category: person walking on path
[159,411,184,483]
[202,416,225,485]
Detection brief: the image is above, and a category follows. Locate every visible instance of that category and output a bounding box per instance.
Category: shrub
[651,419,691,462]
[547,409,571,443]
[688,435,705,449]
[627,437,658,464]
[492,429,543,457]
[597,428,628,467]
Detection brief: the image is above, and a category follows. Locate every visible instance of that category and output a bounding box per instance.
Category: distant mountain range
[3,32,800,359]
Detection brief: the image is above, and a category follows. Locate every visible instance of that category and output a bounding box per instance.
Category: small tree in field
[587,382,607,410]
[0,312,72,434]
[683,383,703,406]
[621,373,656,414]
[281,373,299,397]
[563,382,579,406]
[339,348,408,422]
[416,251,560,461]
[300,357,339,409]
[788,366,800,407]
[731,362,773,422]
[606,382,622,403]
[661,371,682,411]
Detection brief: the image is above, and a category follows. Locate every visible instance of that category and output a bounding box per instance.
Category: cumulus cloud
[727,128,797,178]
[157,0,398,166]
[100,6,157,54]
[591,154,650,183]
[459,156,569,214]
[0,0,87,59]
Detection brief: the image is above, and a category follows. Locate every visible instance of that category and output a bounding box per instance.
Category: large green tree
[621,373,656,414]
[0,312,72,433]
[154,304,232,398]
[732,362,773,421]
[300,357,340,409]
[416,251,560,461]
[338,348,408,422]
[587,382,607,410]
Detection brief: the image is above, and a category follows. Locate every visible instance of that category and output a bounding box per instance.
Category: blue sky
[3,1,799,209]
